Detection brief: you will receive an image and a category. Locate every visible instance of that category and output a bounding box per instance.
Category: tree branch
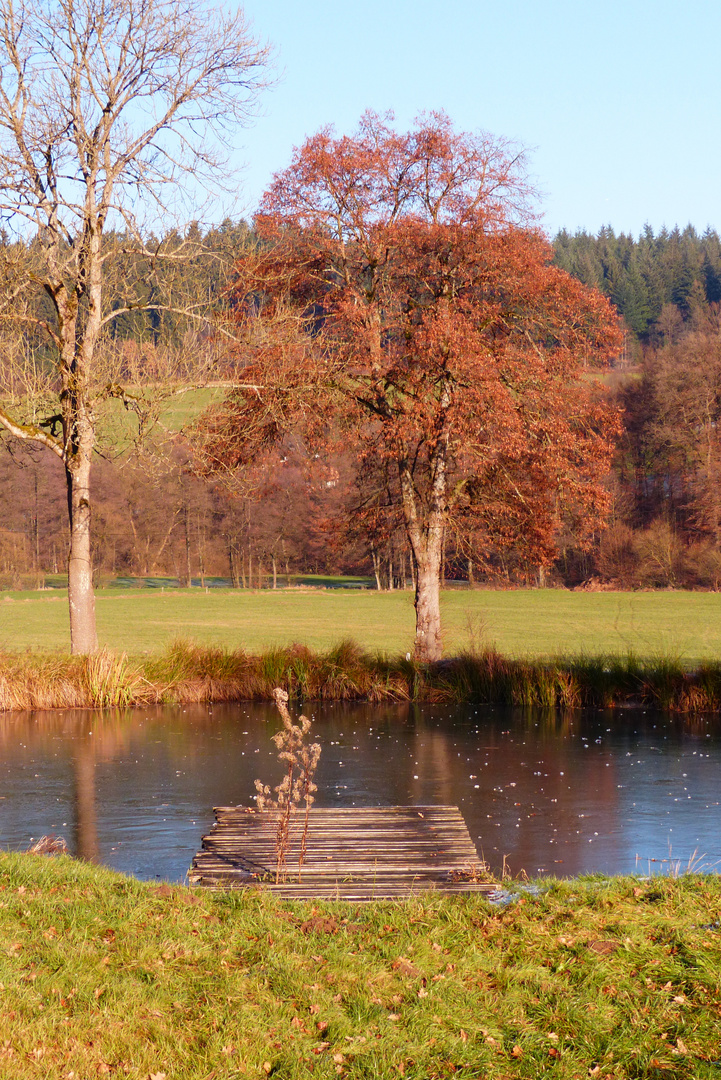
[0,404,65,459]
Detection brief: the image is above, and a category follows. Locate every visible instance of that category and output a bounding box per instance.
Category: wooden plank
[189,805,491,899]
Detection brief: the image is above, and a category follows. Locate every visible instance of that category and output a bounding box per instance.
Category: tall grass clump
[1,638,721,711]
[83,648,150,708]
[0,650,151,710]
[145,638,249,693]
[427,646,721,713]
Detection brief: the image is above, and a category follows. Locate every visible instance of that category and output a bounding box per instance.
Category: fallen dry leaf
[301,917,338,935]
[392,957,419,978]
[588,939,620,956]
[151,884,173,900]
[511,1045,523,1058]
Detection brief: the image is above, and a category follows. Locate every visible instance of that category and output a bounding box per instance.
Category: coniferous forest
[1,221,720,593]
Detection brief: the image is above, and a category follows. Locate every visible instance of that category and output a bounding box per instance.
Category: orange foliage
[197,112,622,658]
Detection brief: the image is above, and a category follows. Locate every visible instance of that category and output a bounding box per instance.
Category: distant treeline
[2,220,721,594]
[553,224,721,341]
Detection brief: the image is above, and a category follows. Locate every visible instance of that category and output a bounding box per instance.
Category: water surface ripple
[1,703,719,882]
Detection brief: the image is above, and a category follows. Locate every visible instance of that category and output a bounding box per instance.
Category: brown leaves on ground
[391,957,420,979]
[301,916,337,935]
[587,939,621,956]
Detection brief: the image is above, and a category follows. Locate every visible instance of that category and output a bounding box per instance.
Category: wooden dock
[188,805,495,900]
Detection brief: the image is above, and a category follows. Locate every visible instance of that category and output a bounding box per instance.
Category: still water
[1,703,719,883]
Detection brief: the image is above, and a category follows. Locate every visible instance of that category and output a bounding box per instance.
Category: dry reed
[0,638,720,712]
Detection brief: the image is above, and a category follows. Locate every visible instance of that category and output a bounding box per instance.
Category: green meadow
[1,584,720,663]
[1,854,720,1080]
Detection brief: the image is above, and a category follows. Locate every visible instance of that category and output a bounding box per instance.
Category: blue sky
[230,0,719,239]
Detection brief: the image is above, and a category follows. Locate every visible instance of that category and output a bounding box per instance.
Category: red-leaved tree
[195,113,622,660]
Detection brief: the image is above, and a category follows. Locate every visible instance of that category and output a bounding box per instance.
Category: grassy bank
[0,853,720,1079]
[2,639,721,712]
[2,586,721,661]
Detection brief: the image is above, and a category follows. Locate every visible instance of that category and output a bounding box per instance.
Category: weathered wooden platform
[188,805,494,900]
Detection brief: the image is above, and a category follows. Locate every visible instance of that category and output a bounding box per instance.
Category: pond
[1,702,719,883]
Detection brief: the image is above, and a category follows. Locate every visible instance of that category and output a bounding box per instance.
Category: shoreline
[0,639,720,713]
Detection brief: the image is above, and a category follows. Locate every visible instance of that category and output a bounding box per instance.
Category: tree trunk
[412,543,443,662]
[272,553,277,589]
[66,456,98,655]
[33,469,40,572]
[397,425,448,662]
[229,541,240,588]
[197,513,206,588]
[371,548,382,590]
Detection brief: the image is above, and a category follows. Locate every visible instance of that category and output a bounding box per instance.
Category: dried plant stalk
[254,687,321,883]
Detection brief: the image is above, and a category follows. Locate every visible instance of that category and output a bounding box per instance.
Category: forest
[1,221,720,594]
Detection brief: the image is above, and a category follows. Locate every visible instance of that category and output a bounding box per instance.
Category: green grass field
[1,854,720,1079]
[1,585,721,662]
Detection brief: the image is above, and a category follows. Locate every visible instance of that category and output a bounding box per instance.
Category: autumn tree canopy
[197,112,622,660]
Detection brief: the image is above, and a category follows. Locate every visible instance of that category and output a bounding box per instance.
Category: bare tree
[0,0,269,652]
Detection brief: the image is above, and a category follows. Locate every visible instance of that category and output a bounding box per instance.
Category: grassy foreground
[2,586,721,661]
[2,639,721,711]
[1,854,720,1079]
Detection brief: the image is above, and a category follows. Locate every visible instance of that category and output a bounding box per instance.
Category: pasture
[0,584,720,662]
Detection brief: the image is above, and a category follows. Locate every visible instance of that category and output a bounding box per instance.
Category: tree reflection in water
[73,731,99,862]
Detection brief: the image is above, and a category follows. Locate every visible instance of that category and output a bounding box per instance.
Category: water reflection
[0,703,719,883]
[73,734,99,862]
